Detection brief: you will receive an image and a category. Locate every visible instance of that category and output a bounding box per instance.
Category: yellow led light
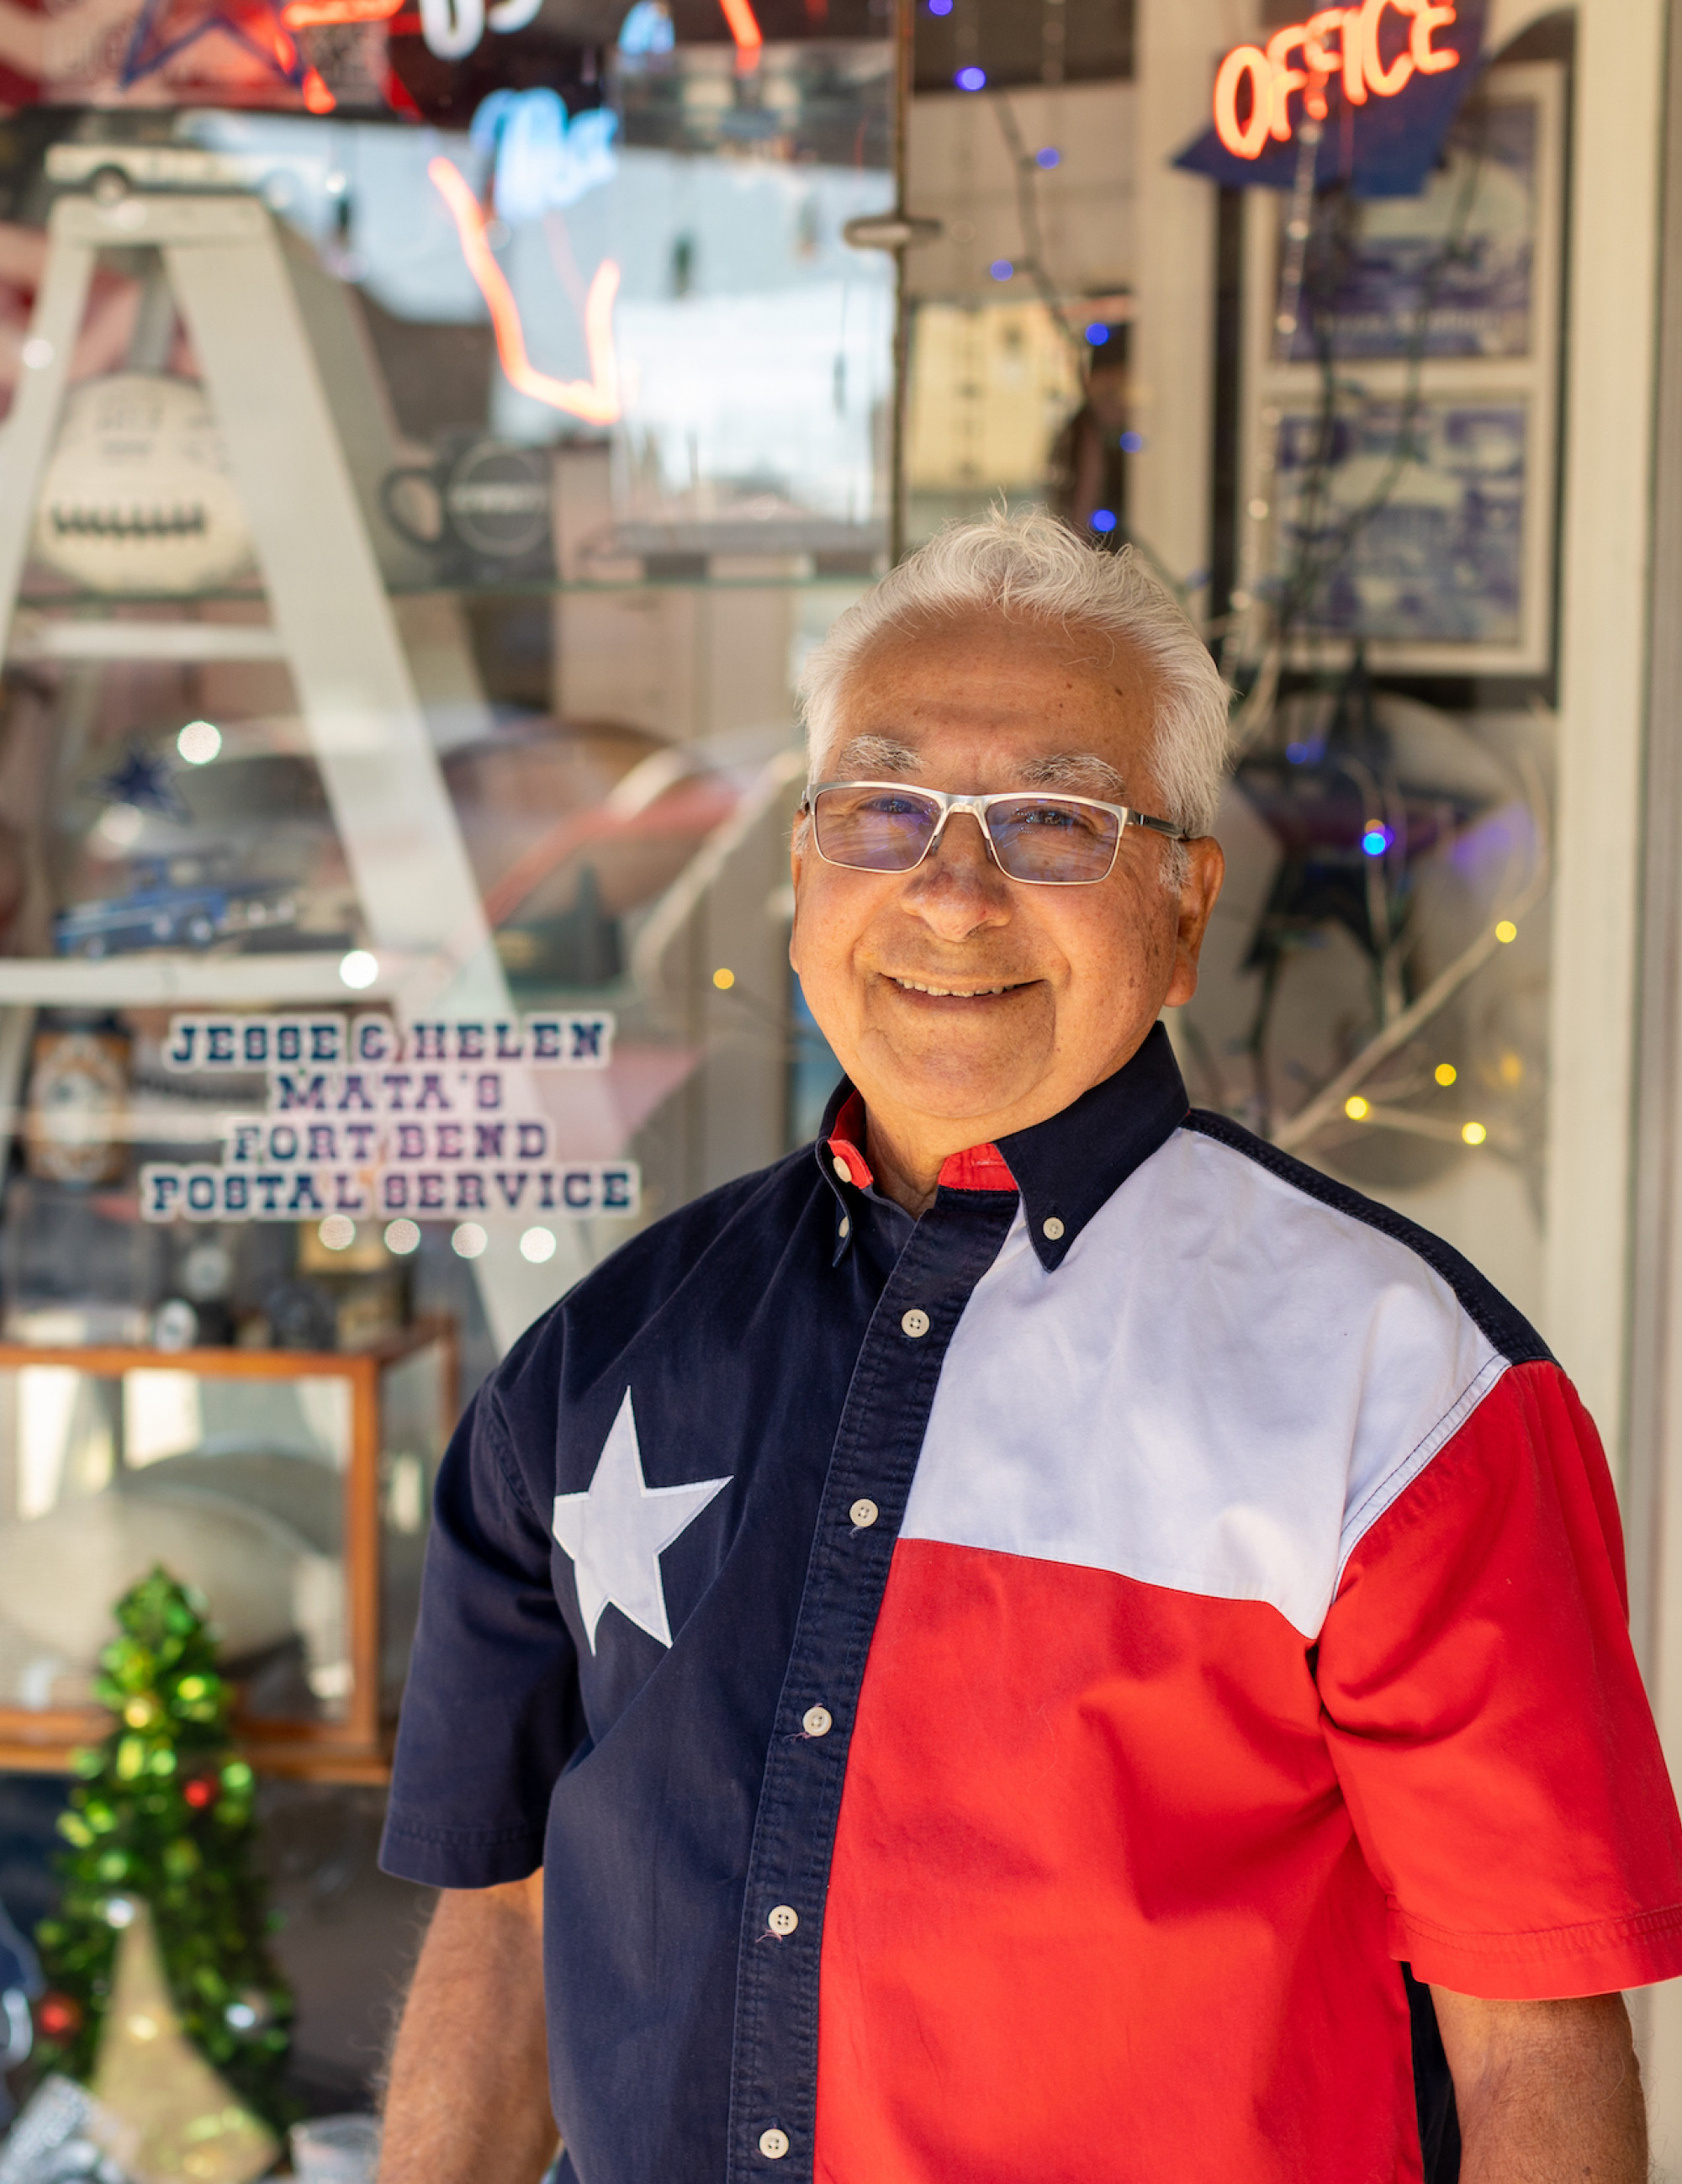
[1500,1052,1524,1087]
[1462,1121,1488,1146]
[712,967,736,990]
[1434,1063,1457,1087]
[1344,1095,1370,1121]
[1494,920,1518,944]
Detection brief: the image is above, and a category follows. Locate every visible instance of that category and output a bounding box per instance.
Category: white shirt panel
[901,1125,1505,1638]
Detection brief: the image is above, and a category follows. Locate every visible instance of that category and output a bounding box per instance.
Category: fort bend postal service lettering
[140,1010,638,1224]
[378,1023,1682,2184]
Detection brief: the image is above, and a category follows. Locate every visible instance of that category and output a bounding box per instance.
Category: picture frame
[1236,60,1566,678]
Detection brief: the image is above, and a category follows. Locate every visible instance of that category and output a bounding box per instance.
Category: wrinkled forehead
[812,609,1161,790]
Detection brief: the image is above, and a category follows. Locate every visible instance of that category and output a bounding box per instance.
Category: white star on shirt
[553,1388,730,1653]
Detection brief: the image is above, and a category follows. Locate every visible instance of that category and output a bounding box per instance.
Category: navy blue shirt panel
[381,1346,585,1885]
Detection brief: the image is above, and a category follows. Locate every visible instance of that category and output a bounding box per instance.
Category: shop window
[0,0,895,1774]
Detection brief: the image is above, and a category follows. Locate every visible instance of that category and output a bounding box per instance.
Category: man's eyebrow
[824,740,1130,798]
[829,734,922,776]
[1018,751,1129,799]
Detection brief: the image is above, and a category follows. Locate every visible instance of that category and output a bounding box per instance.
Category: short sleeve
[379,1378,584,1889]
[1317,1358,1682,1997]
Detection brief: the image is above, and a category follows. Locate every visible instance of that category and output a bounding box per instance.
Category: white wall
[1537,0,1665,1453]
[1452,0,1679,2146]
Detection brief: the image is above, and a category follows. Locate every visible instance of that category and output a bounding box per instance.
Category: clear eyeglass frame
[801,780,1189,886]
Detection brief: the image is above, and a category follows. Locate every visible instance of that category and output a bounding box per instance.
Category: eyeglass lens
[812,785,1121,883]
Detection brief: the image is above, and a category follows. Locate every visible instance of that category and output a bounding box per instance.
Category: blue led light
[1286,742,1309,764]
[1089,510,1119,534]
[1085,322,1109,345]
[1119,429,1144,453]
[1362,827,1390,857]
[928,0,952,13]
[1036,146,1061,168]
[955,64,986,89]
[989,258,1013,281]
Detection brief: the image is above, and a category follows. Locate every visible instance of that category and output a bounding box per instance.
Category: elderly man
[378,510,1682,2184]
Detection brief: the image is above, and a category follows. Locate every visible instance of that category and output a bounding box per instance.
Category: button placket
[725,1193,1020,2183]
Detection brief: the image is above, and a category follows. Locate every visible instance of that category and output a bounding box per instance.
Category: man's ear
[1164,836,1224,1008]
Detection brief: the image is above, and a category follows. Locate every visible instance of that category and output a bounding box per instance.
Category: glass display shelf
[12,566,887,612]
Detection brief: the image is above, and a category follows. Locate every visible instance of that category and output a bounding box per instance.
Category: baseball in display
[33,374,255,596]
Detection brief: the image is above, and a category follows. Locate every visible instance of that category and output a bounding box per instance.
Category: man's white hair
[797,506,1230,838]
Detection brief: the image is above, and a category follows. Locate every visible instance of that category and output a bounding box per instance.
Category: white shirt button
[1043,1216,1066,1240]
[767,1904,799,1937]
[900,1308,930,1338]
[850,1498,879,1529]
[759,2128,791,2160]
[832,1155,851,1182]
[838,1216,849,1238]
[802,1705,833,1737]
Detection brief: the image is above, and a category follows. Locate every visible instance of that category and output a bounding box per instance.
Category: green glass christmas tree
[31,1567,294,2130]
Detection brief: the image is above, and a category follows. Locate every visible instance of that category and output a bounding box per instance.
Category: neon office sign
[1213,1,1459,161]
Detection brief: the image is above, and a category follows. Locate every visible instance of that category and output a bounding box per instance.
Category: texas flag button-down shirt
[380,1023,1682,2184]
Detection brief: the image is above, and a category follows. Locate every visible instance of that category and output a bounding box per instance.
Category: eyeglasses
[801,780,1187,886]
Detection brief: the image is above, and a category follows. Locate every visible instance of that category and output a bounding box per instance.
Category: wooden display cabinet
[0,1320,454,1782]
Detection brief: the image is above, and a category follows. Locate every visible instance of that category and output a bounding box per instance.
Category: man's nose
[902,810,1011,931]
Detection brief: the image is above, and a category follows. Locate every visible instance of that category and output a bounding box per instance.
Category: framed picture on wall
[1266,390,1547,667]
[1237,60,1566,677]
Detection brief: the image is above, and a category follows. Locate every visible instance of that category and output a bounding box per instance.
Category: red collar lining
[827,1092,1018,1196]
[936,1142,1018,1192]
[827,1089,875,1189]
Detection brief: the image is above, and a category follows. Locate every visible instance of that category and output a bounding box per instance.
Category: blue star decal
[97,746,192,824]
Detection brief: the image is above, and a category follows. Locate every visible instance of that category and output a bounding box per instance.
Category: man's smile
[882,975,1038,1000]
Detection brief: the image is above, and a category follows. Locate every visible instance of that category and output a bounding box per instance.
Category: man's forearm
[380,1873,557,2184]
[1432,1987,1646,2183]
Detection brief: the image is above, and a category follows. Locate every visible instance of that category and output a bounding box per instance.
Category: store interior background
[3,0,1682,2159]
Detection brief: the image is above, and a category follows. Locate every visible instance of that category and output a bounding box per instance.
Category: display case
[0,1319,452,1779]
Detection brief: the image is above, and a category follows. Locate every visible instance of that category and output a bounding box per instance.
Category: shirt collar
[815,1020,1189,1270]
